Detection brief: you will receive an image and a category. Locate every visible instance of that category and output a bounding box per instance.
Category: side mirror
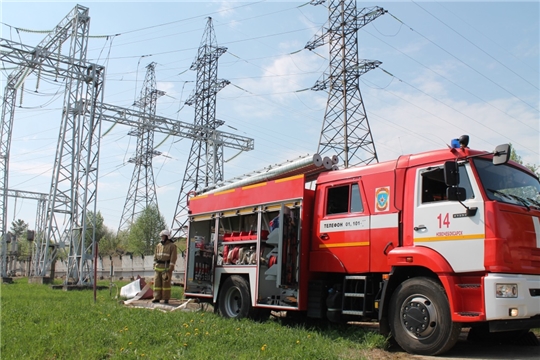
[493,144,511,165]
[444,161,460,186]
[447,187,466,201]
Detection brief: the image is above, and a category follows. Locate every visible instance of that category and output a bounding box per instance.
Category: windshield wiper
[507,194,530,211]
[487,188,513,200]
[487,189,533,210]
[525,196,540,208]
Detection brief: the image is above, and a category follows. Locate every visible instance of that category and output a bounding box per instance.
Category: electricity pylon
[306,1,386,168]
[172,17,230,237]
[0,5,105,285]
[118,62,165,232]
[0,9,254,283]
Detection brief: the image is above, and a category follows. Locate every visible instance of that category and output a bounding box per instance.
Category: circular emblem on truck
[375,187,390,212]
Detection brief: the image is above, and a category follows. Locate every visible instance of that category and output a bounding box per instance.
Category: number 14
[437,213,450,228]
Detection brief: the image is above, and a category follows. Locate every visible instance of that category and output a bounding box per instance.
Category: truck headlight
[496,284,518,298]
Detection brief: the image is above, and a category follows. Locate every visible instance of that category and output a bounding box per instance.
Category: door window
[421,165,474,203]
[326,183,363,215]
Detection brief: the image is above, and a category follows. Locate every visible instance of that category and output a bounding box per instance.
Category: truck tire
[217,275,252,319]
[389,277,461,356]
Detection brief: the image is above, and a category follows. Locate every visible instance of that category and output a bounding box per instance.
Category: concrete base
[1,277,13,284]
[28,276,52,284]
[51,284,108,291]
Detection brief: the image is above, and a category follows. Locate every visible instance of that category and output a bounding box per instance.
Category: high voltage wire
[361,27,538,133]
[433,2,539,76]
[3,2,537,167]
[387,12,539,113]
[411,1,538,91]
[8,1,532,128]
[365,70,538,156]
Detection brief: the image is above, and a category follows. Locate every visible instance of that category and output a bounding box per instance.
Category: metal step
[345,275,366,280]
[344,293,365,298]
[342,310,364,316]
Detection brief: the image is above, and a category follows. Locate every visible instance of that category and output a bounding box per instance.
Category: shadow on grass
[270,311,389,350]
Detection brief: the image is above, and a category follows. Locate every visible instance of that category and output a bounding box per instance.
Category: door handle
[320,233,329,240]
[414,225,427,231]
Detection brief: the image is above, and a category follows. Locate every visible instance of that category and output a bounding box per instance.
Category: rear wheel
[218,275,252,319]
[389,277,461,356]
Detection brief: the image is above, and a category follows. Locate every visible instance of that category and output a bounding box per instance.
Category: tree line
[9,205,184,261]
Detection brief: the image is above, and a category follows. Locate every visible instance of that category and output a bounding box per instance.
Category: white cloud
[365,82,539,167]
[216,1,236,18]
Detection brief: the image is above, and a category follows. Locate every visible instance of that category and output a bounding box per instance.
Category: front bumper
[488,316,540,332]
[484,273,540,321]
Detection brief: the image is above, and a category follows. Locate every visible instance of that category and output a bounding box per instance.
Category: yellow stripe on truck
[319,241,370,249]
[415,234,484,242]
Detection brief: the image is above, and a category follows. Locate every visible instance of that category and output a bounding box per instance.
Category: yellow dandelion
[190,319,194,323]
[119,330,123,333]
[307,334,311,338]
[183,343,188,347]
[183,323,189,328]
[205,331,209,335]
[296,340,300,344]
[124,326,128,331]
[107,314,111,317]
[120,347,124,352]
[236,327,240,331]
[128,342,132,345]
[141,355,145,357]
[261,344,267,351]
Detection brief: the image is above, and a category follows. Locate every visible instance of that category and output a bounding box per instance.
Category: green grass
[1,278,387,359]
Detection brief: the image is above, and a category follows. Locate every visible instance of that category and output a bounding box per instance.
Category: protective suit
[152,230,178,303]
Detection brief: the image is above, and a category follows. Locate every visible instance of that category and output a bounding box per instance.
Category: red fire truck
[183,137,540,355]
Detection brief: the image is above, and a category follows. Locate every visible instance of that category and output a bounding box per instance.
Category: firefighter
[152,229,178,304]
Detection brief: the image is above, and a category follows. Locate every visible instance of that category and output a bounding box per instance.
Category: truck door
[184,217,216,297]
[313,181,370,273]
[413,163,485,272]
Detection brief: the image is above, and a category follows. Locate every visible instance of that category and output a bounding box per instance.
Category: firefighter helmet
[160,229,170,238]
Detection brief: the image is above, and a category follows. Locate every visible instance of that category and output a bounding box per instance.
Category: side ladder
[341,275,376,317]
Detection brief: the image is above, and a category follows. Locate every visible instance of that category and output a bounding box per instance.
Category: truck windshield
[472,158,540,208]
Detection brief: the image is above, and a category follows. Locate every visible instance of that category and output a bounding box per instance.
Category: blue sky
[1,0,539,232]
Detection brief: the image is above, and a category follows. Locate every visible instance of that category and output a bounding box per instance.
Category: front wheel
[217,275,253,319]
[389,277,461,356]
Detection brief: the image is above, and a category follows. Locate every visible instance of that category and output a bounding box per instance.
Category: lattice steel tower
[306,1,386,168]
[172,17,229,237]
[118,62,164,232]
[0,5,105,284]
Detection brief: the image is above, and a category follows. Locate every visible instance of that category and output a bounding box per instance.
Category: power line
[412,1,538,91]
[362,27,538,133]
[387,12,539,113]
[433,2,539,76]
[376,67,539,156]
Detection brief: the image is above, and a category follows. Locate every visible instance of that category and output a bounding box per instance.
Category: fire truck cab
[183,140,540,356]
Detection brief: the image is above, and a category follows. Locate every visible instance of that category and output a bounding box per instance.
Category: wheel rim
[223,286,242,317]
[399,295,438,340]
